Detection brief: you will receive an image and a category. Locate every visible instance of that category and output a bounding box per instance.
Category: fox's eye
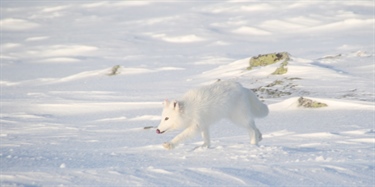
[164,117,169,121]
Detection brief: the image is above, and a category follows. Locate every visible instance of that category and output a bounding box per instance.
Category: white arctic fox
[156,80,269,150]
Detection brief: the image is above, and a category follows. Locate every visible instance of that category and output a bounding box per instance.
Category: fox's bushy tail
[247,89,269,118]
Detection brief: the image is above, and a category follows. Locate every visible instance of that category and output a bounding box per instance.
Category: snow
[1,1,374,186]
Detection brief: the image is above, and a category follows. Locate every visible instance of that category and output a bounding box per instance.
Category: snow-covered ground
[1,1,374,186]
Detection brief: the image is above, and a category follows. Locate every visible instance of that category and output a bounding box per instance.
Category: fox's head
[156,100,184,134]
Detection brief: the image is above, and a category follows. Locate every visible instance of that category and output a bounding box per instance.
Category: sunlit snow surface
[1,1,374,186]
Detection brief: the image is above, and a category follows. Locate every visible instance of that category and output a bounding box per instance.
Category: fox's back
[182,81,245,119]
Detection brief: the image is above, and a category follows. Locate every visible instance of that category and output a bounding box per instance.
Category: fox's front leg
[163,126,198,150]
[200,127,211,148]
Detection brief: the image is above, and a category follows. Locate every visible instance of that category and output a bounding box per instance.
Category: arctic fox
[156,80,269,150]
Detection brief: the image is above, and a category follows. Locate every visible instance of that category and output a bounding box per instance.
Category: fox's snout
[156,129,165,134]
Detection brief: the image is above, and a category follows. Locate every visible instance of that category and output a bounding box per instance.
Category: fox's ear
[170,100,177,109]
[172,100,183,112]
[163,99,170,107]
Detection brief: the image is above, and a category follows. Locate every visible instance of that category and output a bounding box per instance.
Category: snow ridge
[1,1,374,186]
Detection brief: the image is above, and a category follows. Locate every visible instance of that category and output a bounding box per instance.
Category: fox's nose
[156,129,161,134]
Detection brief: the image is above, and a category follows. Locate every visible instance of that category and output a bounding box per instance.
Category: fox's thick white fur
[156,80,269,150]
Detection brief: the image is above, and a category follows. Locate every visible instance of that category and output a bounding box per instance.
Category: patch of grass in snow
[272,60,288,75]
[251,78,301,99]
[107,65,121,76]
[247,52,290,75]
[265,80,284,87]
[298,97,328,108]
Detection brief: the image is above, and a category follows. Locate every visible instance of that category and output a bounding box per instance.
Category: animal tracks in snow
[265,129,375,147]
[0,66,184,86]
[95,115,160,123]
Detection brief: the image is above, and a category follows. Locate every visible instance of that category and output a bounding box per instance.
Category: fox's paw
[258,133,263,142]
[201,143,210,149]
[163,142,175,150]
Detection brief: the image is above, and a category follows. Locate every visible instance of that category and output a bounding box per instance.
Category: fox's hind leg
[229,97,262,145]
[248,119,262,145]
[229,112,262,145]
[200,127,211,148]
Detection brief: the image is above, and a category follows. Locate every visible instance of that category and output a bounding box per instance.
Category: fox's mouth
[156,129,165,134]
